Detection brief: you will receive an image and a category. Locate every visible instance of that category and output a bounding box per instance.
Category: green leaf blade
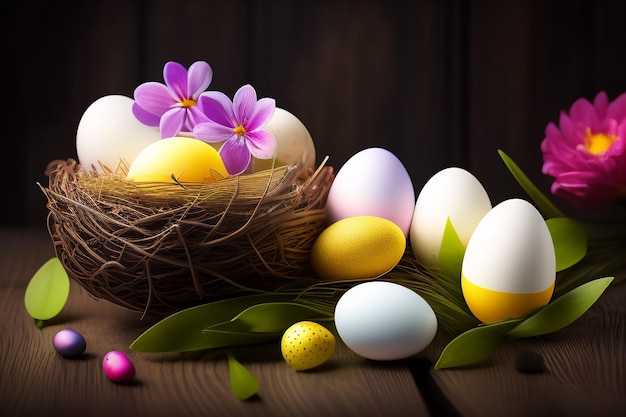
[222,302,334,333]
[228,352,260,400]
[498,150,564,219]
[434,320,519,369]
[24,257,70,321]
[507,276,614,339]
[546,217,587,272]
[129,293,296,352]
[439,218,466,281]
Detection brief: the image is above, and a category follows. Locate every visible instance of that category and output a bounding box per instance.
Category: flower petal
[608,92,626,121]
[198,92,236,127]
[160,107,186,138]
[220,138,252,175]
[193,121,236,143]
[132,102,161,127]
[246,130,277,159]
[187,61,213,99]
[233,84,257,124]
[163,61,188,100]
[134,82,177,116]
[248,98,276,131]
[186,105,210,129]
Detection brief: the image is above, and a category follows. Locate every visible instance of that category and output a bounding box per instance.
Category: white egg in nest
[251,107,316,179]
[76,95,160,174]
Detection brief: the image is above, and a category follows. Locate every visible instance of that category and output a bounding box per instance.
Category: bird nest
[39,158,334,315]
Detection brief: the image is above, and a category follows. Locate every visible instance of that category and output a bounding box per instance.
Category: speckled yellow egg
[461,198,556,324]
[310,216,406,280]
[281,321,336,371]
[126,136,228,183]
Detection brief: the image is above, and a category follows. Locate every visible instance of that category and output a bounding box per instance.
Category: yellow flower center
[234,125,247,136]
[584,128,617,155]
[178,98,197,108]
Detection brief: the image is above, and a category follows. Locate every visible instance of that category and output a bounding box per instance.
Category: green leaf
[438,218,466,280]
[507,276,614,339]
[24,257,70,321]
[434,320,520,369]
[498,150,564,219]
[211,302,333,333]
[228,352,260,400]
[546,217,587,272]
[129,293,297,352]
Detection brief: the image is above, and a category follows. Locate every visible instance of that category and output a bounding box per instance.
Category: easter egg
[53,328,86,358]
[461,198,556,324]
[334,281,438,361]
[126,136,229,183]
[76,95,160,174]
[325,147,415,236]
[410,167,492,269]
[310,216,406,280]
[102,351,135,383]
[281,321,336,371]
[251,107,316,178]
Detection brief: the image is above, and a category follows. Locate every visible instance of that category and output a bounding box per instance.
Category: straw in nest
[39,158,334,315]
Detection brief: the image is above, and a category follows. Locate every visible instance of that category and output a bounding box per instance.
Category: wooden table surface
[1,227,624,417]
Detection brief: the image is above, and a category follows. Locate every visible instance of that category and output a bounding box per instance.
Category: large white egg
[325,147,415,236]
[251,107,316,178]
[410,167,492,269]
[461,198,556,324]
[76,95,161,174]
[334,281,438,361]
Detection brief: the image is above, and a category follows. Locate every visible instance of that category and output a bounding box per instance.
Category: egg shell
[53,328,86,358]
[76,95,160,174]
[461,198,556,324]
[410,167,492,268]
[334,281,438,361]
[252,107,316,178]
[102,351,136,383]
[281,321,336,371]
[325,147,415,236]
[310,216,406,280]
[126,136,228,183]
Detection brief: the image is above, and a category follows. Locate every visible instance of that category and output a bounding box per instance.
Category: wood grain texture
[0,228,430,417]
[426,279,626,417]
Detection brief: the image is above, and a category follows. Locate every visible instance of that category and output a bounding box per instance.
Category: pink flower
[541,91,626,208]
[193,84,276,175]
[132,61,213,138]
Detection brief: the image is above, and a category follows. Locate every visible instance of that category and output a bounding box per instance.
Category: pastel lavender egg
[102,351,135,383]
[53,328,87,357]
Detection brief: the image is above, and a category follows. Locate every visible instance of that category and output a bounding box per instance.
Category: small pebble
[102,351,136,383]
[514,349,546,373]
[53,328,87,358]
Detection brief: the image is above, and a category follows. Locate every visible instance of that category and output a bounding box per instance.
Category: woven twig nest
[40,158,334,315]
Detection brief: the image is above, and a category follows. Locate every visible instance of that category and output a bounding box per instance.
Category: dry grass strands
[40,158,334,315]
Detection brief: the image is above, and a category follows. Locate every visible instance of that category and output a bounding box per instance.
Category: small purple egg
[102,351,135,383]
[53,328,87,357]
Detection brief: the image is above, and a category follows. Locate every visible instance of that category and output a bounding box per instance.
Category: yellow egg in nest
[310,216,406,280]
[281,321,336,371]
[126,136,229,183]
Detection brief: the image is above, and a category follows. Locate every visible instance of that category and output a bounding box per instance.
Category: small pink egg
[102,351,135,383]
[53,328,87,357]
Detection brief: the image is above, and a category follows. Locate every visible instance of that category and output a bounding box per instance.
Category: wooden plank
[424,278,626,417]
[0,228,431,417]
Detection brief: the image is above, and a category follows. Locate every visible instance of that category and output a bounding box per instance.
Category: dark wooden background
[4,0,626,227]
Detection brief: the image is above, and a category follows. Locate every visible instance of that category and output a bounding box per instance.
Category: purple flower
[193,84,277,175]
[541,91,626,208]
[132,61,213,138]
